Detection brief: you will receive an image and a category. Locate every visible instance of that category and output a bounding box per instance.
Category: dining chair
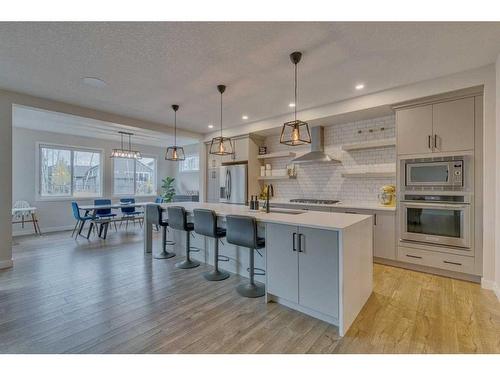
[71,202,94,239]
[94,199,118,235]
[119,198,143,230]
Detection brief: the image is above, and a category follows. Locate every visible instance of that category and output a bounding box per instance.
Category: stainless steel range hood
[292,126,340,164]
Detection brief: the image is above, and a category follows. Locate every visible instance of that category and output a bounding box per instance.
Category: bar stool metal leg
[203,238,230,281]
[175,231,200,269]
[237,248,265,298]
[154,226,176,259]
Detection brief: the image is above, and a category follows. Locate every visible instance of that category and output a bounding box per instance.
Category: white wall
[0,95,12,269]
[12,127,177,235]
[495,55,500,299]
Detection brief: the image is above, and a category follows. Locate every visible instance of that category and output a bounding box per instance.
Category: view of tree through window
[113,157,156,196]
[39,146,102,198]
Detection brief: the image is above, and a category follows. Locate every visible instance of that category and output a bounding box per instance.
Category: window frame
[178,154,200,173]
[36,142,104,202]
[112,154,158,197]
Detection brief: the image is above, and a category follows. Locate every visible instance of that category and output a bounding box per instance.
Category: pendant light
[165,104,185,161]
[111,131,141,159]
[280,51,311,146]
[209,84,234,155]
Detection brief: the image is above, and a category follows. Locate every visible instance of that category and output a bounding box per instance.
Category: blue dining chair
[155,197,164,204]
[71,202,94,239]
[94,199,118,236]
[120,198,143,230]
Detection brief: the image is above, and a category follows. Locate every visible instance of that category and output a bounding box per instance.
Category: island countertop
[158,202,372,231]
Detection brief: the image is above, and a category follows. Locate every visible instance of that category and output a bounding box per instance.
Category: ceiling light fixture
[208,124,214,129]
[111,131,141,159]
[242,115,248,120]
[355,83,365,90]
[209,85,234,156]
[280,51,311,146]
[288,102,296,108]
[165,104,185,161]
[81,76,107,88]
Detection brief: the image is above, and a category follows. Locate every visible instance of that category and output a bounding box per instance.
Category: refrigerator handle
[228,170,232,200]
[225,170,229,200]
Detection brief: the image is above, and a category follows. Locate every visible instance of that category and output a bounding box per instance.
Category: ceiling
[1,22,500,135]
[13,105,198,147]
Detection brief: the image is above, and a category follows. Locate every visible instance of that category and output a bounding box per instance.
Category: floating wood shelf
[257,151,296,160]
[341,138,396,151]
[257,175,297,181]
[341,171,396,178]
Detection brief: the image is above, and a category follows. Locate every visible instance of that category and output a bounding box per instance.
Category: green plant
[161,176,176,203]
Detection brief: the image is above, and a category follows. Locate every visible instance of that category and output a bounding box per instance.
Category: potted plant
[161,176,176,203]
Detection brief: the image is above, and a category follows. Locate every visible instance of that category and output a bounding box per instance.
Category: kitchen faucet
[264,184,274,213]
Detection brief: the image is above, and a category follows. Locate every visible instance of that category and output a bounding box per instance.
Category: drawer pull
[406,254,422,259]
[443,260,462,266]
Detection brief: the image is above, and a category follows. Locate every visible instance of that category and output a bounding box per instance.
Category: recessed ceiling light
[288,102,296,108]
[81,76,107,88]
[208,124,214,129]
[242,115,248,120]
[355,83,365,90]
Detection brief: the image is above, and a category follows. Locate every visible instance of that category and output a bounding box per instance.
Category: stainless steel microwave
[405,160,463,188]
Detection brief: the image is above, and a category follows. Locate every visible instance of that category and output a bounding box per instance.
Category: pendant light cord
[174,110,177,146]
[294,61,298,122]
[220,91,223,138]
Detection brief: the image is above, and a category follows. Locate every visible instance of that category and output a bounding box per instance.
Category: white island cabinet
[143,202,373,336]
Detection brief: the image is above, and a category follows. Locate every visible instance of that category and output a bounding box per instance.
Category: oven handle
[401,202,470,210]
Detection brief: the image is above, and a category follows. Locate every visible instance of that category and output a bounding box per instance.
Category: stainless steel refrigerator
[219,164,247,205]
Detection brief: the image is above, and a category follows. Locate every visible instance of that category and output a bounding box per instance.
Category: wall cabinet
[206,168,219,203]
[396,96,475,155]
[266,223,339,319]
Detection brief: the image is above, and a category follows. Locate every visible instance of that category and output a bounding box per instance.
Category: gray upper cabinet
[396,96,476,155]
[432,97,475,153]
[396,105,433,155]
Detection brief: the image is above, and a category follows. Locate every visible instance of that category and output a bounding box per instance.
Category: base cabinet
[266,223,339,319]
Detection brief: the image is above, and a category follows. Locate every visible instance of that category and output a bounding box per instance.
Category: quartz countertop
[266,199,397,212]
[159,202,371,231]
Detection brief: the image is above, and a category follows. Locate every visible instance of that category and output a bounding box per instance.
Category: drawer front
[397,246,474,274]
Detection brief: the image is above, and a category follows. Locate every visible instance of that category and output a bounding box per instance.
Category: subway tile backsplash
[263,115,396,203]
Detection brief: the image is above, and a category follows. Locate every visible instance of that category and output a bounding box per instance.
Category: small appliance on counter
[378,185,396,206]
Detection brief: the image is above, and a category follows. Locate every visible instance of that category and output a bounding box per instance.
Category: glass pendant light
[111,131,142,159]
[209,84,234,155]
[165,104,185,161]
[280,51,311,146]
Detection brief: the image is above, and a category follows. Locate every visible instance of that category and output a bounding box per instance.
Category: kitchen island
[143,202,373,336]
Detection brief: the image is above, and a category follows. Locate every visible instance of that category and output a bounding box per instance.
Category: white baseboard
[13,224,74,237]
[0,259,13,270]
[481,278,500,301]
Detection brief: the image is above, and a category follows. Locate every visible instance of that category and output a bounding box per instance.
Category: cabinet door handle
[406,254,422,259]
[434,134,438,149]
[373,214,377,226]
[428,135,432,149]
[443,260,462,266]
[292,232,297,252]
[298,233,304,252]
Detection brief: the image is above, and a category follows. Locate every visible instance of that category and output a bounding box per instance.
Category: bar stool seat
[151,205,176,259]
[194,209,230,281]
[226,215,266,298]
[168,206,200,269]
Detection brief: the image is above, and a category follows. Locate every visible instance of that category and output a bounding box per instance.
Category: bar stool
[151,205,175,259]
[167,206,200,269]
[225,215,265,298]
[193,209,229,281]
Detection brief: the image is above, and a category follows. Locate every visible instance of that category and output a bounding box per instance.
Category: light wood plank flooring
[1,230,499,353]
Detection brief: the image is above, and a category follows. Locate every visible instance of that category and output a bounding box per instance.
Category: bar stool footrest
[218,255,230,262]
[189,246,201,253]
[246,267,266,276]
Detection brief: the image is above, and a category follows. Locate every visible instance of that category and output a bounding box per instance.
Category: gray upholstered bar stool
[193,209,229,281]
[167,206,200,269]
[152,205,176,259]
[225,215,265,298]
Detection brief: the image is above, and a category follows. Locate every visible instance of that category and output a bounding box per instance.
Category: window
[113,156,157,196]
[179,155,199,172]
[39,145,102,198]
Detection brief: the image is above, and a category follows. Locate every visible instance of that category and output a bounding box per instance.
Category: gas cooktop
[289,198,340,205]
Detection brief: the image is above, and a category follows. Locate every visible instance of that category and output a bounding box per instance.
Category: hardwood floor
[1,229,499,353]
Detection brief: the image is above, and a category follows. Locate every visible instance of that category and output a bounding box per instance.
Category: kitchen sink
[268,209,305,215]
